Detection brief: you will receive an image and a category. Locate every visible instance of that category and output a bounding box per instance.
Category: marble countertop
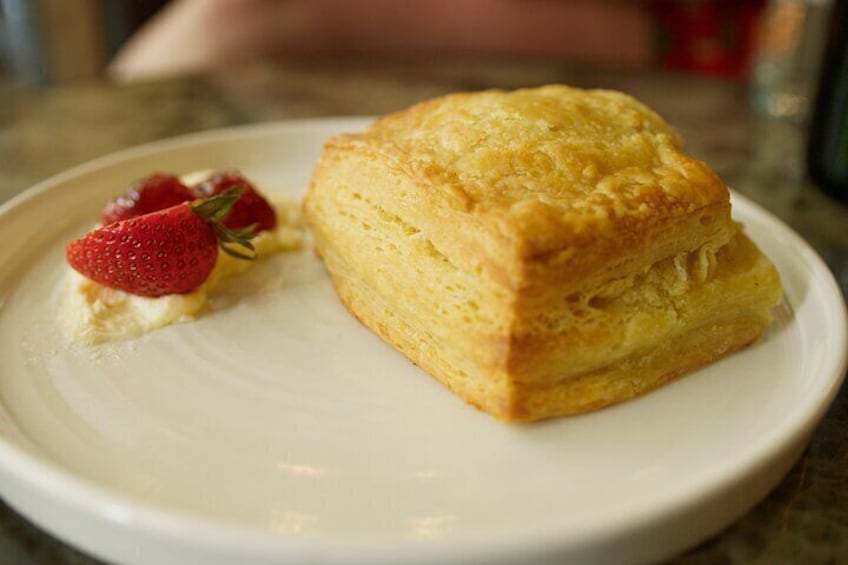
[0,58,846,564]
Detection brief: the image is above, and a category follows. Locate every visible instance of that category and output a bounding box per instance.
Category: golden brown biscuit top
[345,85,729,259]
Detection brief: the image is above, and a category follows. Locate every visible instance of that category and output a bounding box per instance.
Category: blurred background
[0,1,809,82]
[0,0,829,96]
[0,0,839,125]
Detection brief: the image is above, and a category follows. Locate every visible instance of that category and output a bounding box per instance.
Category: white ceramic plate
[0,118,844,565]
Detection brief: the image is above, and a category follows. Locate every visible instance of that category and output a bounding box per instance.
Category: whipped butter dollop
[60,173,305,345]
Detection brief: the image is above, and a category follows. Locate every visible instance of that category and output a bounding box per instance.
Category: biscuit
[305,85,782,421]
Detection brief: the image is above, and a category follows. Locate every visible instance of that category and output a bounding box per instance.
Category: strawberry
[100,173,195,226]
[67,190,255,297]
[193,171,276,234]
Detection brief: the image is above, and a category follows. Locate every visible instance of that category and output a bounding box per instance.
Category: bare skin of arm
[110,0,652,81]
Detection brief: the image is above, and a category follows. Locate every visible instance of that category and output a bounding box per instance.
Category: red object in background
[653,0,766,77]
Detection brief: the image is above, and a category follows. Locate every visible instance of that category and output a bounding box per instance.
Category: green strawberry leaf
[191,187,257,260]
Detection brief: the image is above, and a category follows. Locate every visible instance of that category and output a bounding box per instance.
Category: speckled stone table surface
[0,58,846,564]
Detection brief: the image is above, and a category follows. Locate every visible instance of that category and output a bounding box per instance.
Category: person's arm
[110,0,652,81]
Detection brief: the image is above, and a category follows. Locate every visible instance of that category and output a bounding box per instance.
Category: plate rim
[0,116,375,219]
[0,118,845,564]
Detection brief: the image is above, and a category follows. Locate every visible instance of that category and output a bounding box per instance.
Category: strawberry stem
[190,186,257,260]
[192,186,241,222]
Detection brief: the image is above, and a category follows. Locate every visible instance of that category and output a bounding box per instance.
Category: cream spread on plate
[59,172,304,344]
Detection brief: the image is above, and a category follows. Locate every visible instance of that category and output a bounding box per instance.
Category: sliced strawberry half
[68,190,255,297]
[100,173,195,226]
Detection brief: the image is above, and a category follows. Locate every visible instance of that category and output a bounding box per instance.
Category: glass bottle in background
[751,0,833,121]
[808,0,848,202]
